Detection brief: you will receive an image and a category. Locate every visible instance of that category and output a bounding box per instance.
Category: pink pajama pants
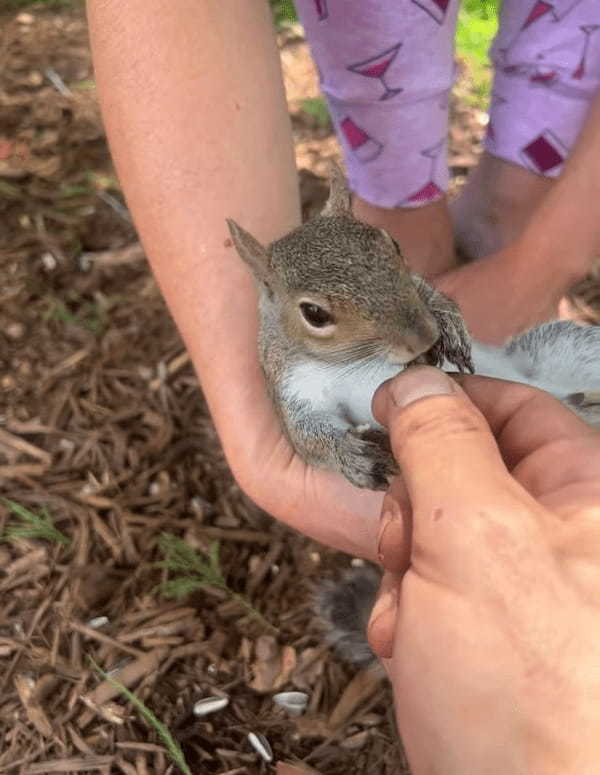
[294,0,600,208]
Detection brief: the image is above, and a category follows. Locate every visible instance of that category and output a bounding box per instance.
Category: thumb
[372,367,529,525]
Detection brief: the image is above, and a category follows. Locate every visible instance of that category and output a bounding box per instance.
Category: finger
[452,374,595,471]
[367,571,399,659]
[377,486,412,574]
[372,367,526,518]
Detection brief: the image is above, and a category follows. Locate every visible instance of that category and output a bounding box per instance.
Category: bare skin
[87,0,385,559]
[451,151,555,261]
[368,367,600,775]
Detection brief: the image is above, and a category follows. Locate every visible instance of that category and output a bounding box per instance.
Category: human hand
[435,243,564,344]
[367,366,600,775]
[225,366,384,560]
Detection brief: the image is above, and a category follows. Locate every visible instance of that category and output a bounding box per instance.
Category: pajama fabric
[294,0,600,208]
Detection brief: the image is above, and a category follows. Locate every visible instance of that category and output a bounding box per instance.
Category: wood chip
[23,756,115,773]
[328,667,385,730]
[0,428,52,464]
[13,675,54,738]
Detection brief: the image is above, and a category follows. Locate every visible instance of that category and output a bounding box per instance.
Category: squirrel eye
[300,302,334,328]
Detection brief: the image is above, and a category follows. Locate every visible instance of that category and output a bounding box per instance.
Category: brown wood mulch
[0,7,404,774]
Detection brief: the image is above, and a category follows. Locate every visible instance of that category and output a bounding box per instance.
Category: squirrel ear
[322,161,352,217]
[226,218,271,281]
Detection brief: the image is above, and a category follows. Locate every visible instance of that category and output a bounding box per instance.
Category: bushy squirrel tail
[315,566,381,666]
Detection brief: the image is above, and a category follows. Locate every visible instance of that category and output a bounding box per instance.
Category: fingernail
[369,585,398,627]
[390,367,455,408]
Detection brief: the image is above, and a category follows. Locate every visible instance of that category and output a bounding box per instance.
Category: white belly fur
[284,358,401,427]
[284,333,600,429]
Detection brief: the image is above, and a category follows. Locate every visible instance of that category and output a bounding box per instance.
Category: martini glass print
[347,43,403,101]
[573,25,600,79]
[339,117,383,162]
[522,1,554,28]
[505,1,584,56]
[314,0,328,21]
[403,139,445,205]
[411,0,451,25]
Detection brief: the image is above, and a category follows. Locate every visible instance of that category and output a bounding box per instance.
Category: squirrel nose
[403,318,439,357]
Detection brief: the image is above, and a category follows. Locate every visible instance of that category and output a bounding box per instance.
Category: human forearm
[519,89,600,282]
[86,0,385,558]
[87,0,299,437]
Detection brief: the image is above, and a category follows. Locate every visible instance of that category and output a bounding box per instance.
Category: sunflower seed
[273,691,308,716]
[87,616,109,629]
[192,696,229,717]
[248,732,273,762]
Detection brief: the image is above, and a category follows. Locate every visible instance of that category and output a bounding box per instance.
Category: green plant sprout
[0,499,70,545]
[302,97,331,128]
[89,659,193,775]
[42,296,106,334]
[156,533,278,634]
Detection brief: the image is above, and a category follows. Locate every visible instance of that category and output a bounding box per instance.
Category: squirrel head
[227,165,440,365]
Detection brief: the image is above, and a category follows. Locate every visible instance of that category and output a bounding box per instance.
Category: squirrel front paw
[411,275,474,373]
[338,427,398,491]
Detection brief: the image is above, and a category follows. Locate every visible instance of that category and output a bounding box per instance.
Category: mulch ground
[1,6,599,775]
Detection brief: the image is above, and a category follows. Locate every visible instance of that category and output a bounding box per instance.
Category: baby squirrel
[227,164,600,492]
[227,164,473,490]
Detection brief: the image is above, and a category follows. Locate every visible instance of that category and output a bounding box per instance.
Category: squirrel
[228,164,600,666]
[227,163,600,492]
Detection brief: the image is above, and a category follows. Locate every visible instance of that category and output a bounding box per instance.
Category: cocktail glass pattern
[411,0,451,25]
[573,24,600,79]
[347,42,404,102]
[402,138,445,204]
[314,0,328,21]
[339,116,383,162]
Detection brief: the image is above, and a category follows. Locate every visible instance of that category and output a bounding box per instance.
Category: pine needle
[89,658,192,775]
[0,498,70,545]
[156,533,278,634]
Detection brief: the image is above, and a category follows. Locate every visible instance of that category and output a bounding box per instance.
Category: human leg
[453,0,600,260]
[295,0,460,277]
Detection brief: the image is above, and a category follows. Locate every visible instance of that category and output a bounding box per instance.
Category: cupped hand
[222,366,384,560]
[367,366,600,775]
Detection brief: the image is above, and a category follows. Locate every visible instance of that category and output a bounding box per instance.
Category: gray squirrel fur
[228,163,600,664]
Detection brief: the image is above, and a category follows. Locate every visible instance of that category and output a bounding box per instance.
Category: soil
[0,6,598,775]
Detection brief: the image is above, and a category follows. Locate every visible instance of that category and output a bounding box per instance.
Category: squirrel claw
[411,275,474,373]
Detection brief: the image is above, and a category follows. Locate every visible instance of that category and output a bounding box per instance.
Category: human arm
[440,90,600,344]
[86,0,385,557]
[368,367,600,774]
